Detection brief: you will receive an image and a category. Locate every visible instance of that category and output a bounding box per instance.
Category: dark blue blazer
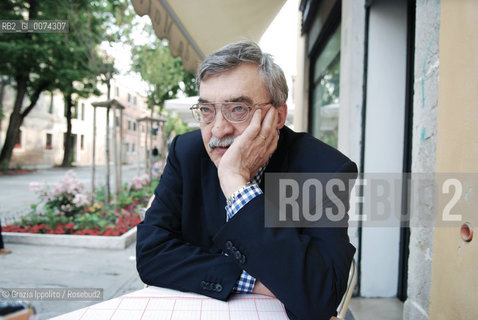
[136,126,357,320]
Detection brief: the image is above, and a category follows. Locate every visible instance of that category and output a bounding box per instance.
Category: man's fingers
[258,107,278,140]
[263,106,278,130]
[238,109,262,142]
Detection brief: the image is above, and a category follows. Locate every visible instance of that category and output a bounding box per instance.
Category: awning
[131,0,287,72]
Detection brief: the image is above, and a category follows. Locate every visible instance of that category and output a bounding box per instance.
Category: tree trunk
[0,76,50,166]
[0,76,28,165]
[0,78,8,133]
[61,93,73,167]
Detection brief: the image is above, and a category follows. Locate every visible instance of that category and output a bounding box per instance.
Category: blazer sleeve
[212,160,358,320]
[136,136,243,300]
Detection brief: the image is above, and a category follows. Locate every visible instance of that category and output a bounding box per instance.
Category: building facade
[0,78,164,169]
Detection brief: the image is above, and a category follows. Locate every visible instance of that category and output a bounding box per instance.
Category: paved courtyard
[0,165,148,319]
[1,242,144,319]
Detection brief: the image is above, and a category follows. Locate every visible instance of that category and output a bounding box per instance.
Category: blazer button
[225,241,233,250]
[239,255,246,265]
[200,281,207,289]
[208,283,214,291]
[234,251,242,260]
[215,284,223,292]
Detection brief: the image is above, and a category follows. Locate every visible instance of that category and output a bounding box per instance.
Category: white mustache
[209,136,235,150]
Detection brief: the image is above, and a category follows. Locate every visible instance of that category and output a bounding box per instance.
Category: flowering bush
[128,174,150,191]
[152,161,164,179]
[2,211,141,237]
[29,170,90,217]
[2,172,157,236]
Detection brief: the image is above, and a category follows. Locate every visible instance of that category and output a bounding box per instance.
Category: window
[126,142,130,152]
[73,104,79,119]
[116,116,120,127]
[133,96,137,105]
[46,133,53,149]
[128,120,131,130]
[310,25,341,148]
[127,93,131,103]
[133,122,137,131]
[81,103,85,121]
[80,135,84,150]
[14,130,22,148]
[132,143,135,152]
[49,92,54,114]
[115,86,119,97]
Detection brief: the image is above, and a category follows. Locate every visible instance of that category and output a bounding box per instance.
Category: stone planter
[3,227,137,250]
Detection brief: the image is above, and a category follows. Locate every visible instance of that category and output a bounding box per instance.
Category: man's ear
[276,104,288,130]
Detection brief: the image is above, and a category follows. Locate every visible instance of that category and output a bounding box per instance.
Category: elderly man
[136,40,357,320]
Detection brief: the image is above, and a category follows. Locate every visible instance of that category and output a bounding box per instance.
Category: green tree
[0,0,132,167]
[57,0,134,167]
[0,0,61,165]
[53,1,106,167]
[131,37,197,114]
[165,113,195,138]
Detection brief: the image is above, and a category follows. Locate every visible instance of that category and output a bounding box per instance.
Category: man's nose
[211,109,234,137]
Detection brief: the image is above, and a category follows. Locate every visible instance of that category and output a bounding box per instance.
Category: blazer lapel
[260,127,290,189]
[200,155,227,239]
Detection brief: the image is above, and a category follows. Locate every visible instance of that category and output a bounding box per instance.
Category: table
[51,286,289,320]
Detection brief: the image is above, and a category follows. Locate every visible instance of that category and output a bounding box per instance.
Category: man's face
[198,63,284,167]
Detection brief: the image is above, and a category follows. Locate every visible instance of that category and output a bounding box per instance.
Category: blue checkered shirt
[225,164,267,293]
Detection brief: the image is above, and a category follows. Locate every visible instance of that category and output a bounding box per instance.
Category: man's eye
[231,105,246,113]
[200,106,212,114]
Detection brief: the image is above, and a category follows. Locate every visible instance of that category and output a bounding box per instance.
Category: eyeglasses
[190,101,272,124]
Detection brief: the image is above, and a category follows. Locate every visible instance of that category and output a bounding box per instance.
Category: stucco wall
[428,0,478,318]
[338,0,365,165]
[404,0,441,319]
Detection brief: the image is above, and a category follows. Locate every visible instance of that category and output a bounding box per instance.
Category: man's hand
[217,107,280,198]
[252,280,276,298]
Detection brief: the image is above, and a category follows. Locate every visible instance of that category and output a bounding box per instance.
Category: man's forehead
[198,96,254,104]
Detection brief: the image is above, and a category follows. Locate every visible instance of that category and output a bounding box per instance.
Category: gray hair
[196,40,288,107]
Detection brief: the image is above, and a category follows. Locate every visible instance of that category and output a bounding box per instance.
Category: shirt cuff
[225,183,263,221]
[232,270,256,293]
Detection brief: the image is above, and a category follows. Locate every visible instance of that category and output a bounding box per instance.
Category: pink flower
[128,174,151,191]
[73,194,89,207]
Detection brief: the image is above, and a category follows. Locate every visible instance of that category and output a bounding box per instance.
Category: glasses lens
[199,104,215,123]
[191,107,202,122]
[224,102,250,123]
[191,104,215,123]
[192,102,252,123]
